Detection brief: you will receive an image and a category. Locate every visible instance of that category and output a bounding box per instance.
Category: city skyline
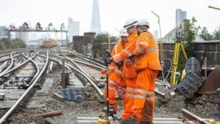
[0,0,220,37]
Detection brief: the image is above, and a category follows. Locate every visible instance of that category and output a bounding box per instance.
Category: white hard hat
[137,18,150,27]
[123,18,137,29]
[120,28,129,36]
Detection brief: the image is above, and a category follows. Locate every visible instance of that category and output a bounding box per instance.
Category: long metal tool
[181,109,210,124]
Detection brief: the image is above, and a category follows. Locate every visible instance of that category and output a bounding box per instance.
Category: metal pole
[151,11,164,62]
[151,11,165,82]
[209,5,220,10]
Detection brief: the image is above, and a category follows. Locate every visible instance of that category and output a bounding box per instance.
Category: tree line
[0,38,26,50]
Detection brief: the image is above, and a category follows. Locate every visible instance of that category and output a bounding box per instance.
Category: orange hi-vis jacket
[122,32,138,79]
[133,31,162,71]
[105,39,128,111]
[120,31,138,120]
[112,32,138,63]
[108,39,126,76]
[109,39,129,90]
[130,31,162,122]
[109,39,127,77]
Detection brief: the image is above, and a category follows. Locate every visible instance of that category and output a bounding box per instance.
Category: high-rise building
[68,17,80,42]
[91,0,101,34]
[163,9,187,43]
[176,9,187,28]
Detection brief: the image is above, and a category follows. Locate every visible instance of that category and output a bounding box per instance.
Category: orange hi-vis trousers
[121,60,137,119]
[104,68,125,112]
[130,68,159,122]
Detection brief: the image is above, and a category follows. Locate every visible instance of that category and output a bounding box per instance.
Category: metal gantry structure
[5,22,68,46]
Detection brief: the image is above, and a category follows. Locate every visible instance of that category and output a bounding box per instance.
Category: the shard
[90,0,101,34]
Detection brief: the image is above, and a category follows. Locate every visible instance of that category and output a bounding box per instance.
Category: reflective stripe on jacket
[133,31,162,71]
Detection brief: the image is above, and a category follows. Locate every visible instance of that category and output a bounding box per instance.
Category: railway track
[0,50,49,123]
[39,53,105,100]
[0,48,219,124]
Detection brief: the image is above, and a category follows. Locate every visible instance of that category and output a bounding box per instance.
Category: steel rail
[0,61,8,72]
[39,54,104,98]
[50,54,106,70]
[0,52,22,63]
[22,53,40,87]
[0,51,49,124]
[72,59,106,70]
[65,63,104,98]
[65,56,103,85]
[1,53,14,73]
[0,53,37,77]
[56,55,104,98]
[76,52,106,68]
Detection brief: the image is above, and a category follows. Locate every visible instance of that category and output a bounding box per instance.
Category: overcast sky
[0,0,220,37]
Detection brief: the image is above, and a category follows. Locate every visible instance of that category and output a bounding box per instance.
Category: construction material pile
[174,71,205,99]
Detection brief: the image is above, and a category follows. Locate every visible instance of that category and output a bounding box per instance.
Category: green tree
[182,17,200,57]
[199,27,213,40]
[176,17,200,73]
[92,33,117,57]
[10,38,26,49]
[0,41,6,50]
[0,38,26,50]
[0,38,10,49]
[213,25,220,40]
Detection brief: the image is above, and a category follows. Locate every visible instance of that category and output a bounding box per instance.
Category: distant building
[0,26,7,39]
[72,32,96,57]
[163,27,178,43]
[16,26,29,43]
[90,0,101,34]
[163,9,187,43]
[176,9,186,29]
[68,17,80,42]
[163,9,205,43]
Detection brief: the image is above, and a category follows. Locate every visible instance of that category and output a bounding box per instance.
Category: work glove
[128,55,135,62]
[105,57,123,67]
[104,51,113,65]
[115,61,123,68]
[104,51,123,67]
[105,57,113,65]
[112,54,124,67]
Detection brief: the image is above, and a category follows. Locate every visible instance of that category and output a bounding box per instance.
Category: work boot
[102,105,116,115]
[126,119,140,124]
[140,121,153,124]
[120,118,132,124]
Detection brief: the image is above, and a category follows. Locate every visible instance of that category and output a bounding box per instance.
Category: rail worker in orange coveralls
[112,18,162,124]
[119,18,139,123]
[103,28,129,114]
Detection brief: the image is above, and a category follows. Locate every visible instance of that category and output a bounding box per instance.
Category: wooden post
[61,59,66,88]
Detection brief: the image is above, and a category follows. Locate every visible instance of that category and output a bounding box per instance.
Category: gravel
[4,63,220,124]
